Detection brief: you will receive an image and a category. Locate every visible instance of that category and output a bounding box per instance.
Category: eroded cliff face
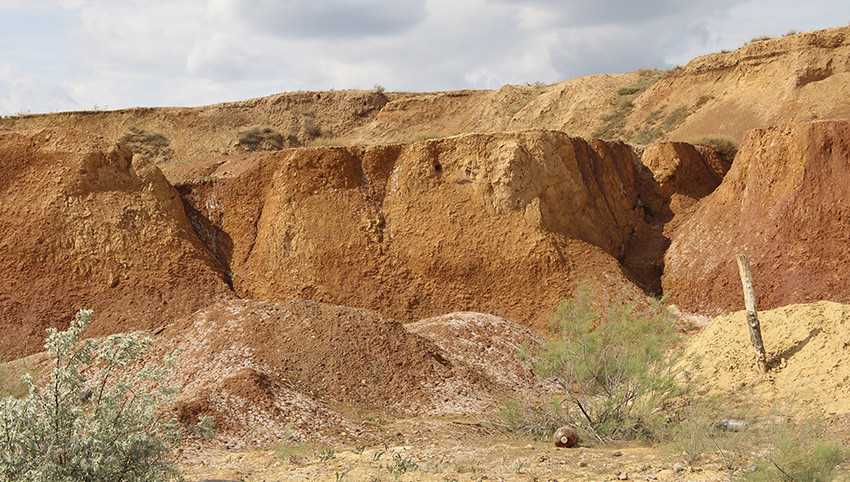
[179,131,657,329]
[664,120,850,315]
[0,132,231,360]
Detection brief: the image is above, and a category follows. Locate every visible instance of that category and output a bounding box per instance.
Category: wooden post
[736,255,768,372]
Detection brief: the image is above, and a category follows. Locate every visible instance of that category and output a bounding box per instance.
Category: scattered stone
[673,463,685,473]
[716,419,748,432]
[611,450,623,457]
[579,461,588,467]
[617,471,629,480]
[553,426,579,448]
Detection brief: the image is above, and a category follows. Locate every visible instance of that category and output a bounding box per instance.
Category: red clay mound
[178,131,651,329]
[0,132,231,360]
[154,299,548,446]
[664,120,850,314]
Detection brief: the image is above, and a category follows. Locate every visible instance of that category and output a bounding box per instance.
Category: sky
[1,0,849,115]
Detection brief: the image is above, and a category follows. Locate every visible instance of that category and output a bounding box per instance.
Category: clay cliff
[664,120,850,314]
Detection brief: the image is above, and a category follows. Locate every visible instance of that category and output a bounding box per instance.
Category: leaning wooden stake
[736,254,768,372]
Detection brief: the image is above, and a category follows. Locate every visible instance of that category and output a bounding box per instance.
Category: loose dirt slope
[0,132,231,360]
[664,120,850,314]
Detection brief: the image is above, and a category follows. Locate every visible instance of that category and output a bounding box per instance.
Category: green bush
[0,309,212,481]
[237,126,290,151]
[743,424,846,482]
[529,288,680,443]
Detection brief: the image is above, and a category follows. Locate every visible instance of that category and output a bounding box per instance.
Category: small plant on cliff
[0,309,212,481]
[497,288,679,443]
[698,137,738,165]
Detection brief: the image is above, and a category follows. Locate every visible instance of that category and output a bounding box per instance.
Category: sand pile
[679,301,850,415]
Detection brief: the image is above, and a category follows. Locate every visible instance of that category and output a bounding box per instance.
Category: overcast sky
[1,0,849,115]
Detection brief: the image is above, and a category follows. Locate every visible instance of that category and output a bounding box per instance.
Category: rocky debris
[716,419,748,432]
[553,426,579,448]
[664,121,850,314]
[180,131,651,330]
[405,312,545,393]
[0,132,231,361]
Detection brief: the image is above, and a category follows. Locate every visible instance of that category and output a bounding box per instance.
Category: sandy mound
[664,120,850,314]
[679,301,850,415]
[178,131,652,330]
[151,299,549,447]
[0,132,231,361]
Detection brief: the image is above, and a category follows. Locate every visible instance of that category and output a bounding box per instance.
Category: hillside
[3,23,850,482]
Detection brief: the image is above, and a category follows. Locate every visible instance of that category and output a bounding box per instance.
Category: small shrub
[508,288,680,443]
[386,452,418,475]
[237,126,288,151]
[0,309,211,481]
[697,137,738,165]
[373,84,386,94]
[617,86,643,96]
[494,397,572,440]
[632,127,663,145]
[316,447,336,462]
[300,116,321,140]
[118,127,173,161]
[749,35,773,43]
[784,30,798,37]
[743,424,846,482]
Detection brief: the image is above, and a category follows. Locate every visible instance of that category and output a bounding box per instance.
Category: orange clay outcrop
[178,131,653,330]
[0,131,231,361]
[664,120,850,315]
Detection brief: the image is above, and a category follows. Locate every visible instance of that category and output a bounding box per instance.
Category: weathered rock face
[180,131,650,329]
[0,132,231,360]
[663,121,850,314]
